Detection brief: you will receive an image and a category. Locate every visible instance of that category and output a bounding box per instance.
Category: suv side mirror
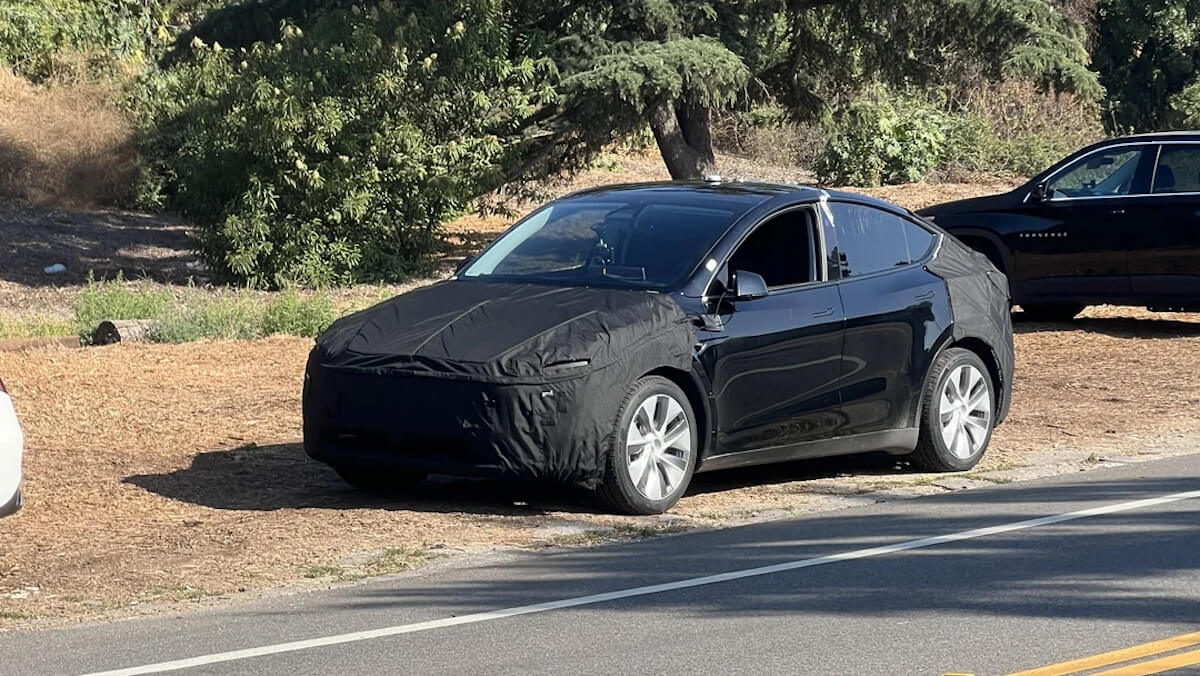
[1031,182,1050,203]
[732,270,769,301]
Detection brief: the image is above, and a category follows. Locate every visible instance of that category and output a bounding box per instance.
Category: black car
[304,181,1014,514]
[919,132,1200,320]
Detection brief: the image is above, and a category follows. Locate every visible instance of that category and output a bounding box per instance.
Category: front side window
[829,203,934,278]
[1152,145,1200,193]
[1048,146,1145,199]
[461,197,746,289]
[706,208,819,299]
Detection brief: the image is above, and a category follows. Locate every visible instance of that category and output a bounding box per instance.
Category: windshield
[460,196,746,288]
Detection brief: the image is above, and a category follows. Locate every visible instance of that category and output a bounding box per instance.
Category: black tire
[333,463,427,495]
[910,348,996,472]
[1017,304,1084,322]
[597,376,698,515]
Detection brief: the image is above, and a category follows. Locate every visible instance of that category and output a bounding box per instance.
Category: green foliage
[74,271,175,335]
[817,94,949,186]
[261,289,336,337]
[941,80,1104,177]
[0,315,76,339]
[138,1,549,288]
[0,0,163,80]
[144,291,337,342]
[73,274,337,342]
[818,79,1103,184]
[1093,0,1200,132]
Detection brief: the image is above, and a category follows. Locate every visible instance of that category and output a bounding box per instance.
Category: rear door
[826,201,952,435]
[1014,143,1153,301]
[697,206,846,455]
[1129,143,1200,302]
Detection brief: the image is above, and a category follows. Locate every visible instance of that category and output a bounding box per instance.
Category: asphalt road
[4,453,1200,676]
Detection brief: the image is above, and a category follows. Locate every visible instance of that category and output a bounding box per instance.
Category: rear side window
[1153,145,1200,193]
[829,202,935,278]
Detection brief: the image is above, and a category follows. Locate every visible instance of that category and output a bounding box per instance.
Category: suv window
[710,209,816,296]
[829,203,934,278]
[1152,145,1200,193]
[1048,146,1145,199]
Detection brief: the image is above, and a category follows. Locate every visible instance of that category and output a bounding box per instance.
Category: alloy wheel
[625,393,692,501]
[938,364,993,459]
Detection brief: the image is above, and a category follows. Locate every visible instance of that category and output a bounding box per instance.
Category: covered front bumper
[302,357,622,489]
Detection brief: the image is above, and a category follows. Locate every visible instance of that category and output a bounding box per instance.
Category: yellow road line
[1090,647,1200,676]
[1007,631,1200,676]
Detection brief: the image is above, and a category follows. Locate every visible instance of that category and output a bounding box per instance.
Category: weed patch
[74,277,338,343]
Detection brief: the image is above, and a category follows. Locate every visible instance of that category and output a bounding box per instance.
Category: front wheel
[909,348,995,472]
[597,376,698,515]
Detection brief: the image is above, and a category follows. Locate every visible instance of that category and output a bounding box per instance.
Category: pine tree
[513,0,1101,178]
[1091,0,1200,132]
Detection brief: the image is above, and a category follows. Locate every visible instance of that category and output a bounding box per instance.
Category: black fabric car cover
[926,235,1016,422]
[305,282,696,488]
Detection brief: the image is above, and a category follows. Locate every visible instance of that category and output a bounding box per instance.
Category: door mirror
[732,270,769,301]
[1030,182,1050,203]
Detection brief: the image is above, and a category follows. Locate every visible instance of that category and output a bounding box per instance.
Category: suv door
[826,201,951,436]
[1129,143,1200,303]
[1016,144,1153,301]
[696,206,846,457]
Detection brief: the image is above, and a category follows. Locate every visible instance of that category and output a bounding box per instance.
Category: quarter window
[829,203,934,278]
[1152,145,1200,193]
[1047,147,1145,199]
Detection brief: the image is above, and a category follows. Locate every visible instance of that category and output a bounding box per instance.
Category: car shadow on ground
[1013,315,1200,338]
[123,443,920,516]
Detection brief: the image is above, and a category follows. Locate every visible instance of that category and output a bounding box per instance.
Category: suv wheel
[910,348,995,472]
[597,376,697,515]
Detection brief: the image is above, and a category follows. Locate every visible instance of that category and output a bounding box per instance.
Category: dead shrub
[0,67,137,207]
[712,106,826,169]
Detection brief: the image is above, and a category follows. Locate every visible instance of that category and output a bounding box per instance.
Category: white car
[0,376,22,517]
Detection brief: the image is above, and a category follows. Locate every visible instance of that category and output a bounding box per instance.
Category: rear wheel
[333,463,427,495]
[910,348,995,472]
[1017,304,1084,322]
[597,376,697,515]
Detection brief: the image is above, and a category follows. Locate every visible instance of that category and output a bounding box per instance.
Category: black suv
[919,132,1200,320]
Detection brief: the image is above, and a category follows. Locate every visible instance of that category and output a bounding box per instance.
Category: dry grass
[0,69,137,207]
[0,305,1198,625]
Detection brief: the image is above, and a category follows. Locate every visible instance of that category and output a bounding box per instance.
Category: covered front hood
[917,190,1021,217]
[313,281,693,381]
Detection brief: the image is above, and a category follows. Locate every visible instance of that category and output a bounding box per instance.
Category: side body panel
[837,265,954,435]
[1005,198,1132,300]
[696,284,847,455]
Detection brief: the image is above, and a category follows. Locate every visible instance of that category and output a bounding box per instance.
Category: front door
[1129,143,1200,302]
[1012,144,1153,302]
[697,207,846,455]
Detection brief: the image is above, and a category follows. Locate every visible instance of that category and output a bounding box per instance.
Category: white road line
[85,489,1200,676]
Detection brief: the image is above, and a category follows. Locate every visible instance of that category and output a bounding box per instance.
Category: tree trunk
[649,100,717,180]
[92,319,156,345]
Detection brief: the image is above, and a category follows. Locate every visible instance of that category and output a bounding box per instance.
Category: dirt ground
[1,305,1198,626]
